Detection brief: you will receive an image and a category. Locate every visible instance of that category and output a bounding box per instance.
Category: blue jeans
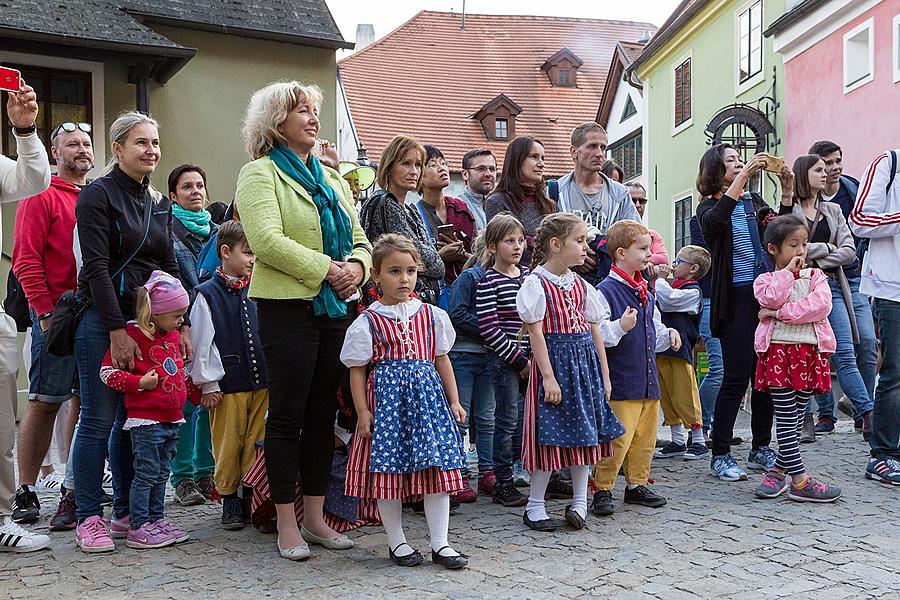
[28,311,77,403]
[450,350,495,474]
[872,299,900,459]
[487,351,524,482]
[129,423,179,529]
[808,277,877,420]
[698,298,723,431]
[72,306,134,522]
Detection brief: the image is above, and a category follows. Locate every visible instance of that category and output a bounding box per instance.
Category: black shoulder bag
[46,198,154,357]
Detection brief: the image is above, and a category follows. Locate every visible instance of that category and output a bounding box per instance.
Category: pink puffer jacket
[753,268,836,354]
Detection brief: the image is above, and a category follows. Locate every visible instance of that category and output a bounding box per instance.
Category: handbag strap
[112,196,154,281]
[808,201,824,241]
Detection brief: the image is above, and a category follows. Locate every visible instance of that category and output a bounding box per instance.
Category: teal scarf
[172,203,212,238]
[269,144,353,318]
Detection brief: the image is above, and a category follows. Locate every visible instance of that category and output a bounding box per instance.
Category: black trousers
[258,299,351,502]
[710,285,774,456]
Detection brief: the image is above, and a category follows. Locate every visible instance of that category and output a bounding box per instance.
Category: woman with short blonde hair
[236,81,372,561]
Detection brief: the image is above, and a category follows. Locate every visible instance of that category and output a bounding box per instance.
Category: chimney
[355,24,375,51]
[638,29,652,43]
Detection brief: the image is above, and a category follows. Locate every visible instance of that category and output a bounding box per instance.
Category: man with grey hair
[10,122,93,532]
[0,78,52,552]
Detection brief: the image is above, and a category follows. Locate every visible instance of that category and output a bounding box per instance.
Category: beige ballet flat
[277,538,311,561]
[300,525,355,550]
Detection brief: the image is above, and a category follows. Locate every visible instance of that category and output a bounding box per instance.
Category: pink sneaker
[76,515,115,553]
[452,478,477,503]
[125,522,175,549]
[108,515,129,539]
[478,471,496,496]
[155,519,189,543]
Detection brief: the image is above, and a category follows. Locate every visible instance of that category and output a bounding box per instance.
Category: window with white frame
[738,1,763,84]
[844,18,874,93]
[494,118,509,140]
[674,196,692,253]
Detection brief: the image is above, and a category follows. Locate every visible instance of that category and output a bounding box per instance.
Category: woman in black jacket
[71,112,187,552]
[696,144,792,483]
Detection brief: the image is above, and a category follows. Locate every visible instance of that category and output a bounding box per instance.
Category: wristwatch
[13,123,36,136]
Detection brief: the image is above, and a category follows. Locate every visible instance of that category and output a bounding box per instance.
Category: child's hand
[654,264,670,280]
[543,378,562,405]
[519,360,531,380]
[620,307,638,332]
[758,307,778,320]
[669,329,682,351]
[785,256,805,273]
[138,368,158,391]
[201,392,222,409]
[450,402,467,424]
[605,386,612,403]
[355,410,374,439]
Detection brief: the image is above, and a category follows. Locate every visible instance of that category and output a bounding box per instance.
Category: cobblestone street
[2,412,898,600]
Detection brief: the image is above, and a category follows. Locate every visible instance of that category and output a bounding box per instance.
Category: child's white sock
[670,424,686,446]
[569,465,590,519]
[526,470,552,521]
[690,427,706,447]
[423,493,457,557]
[376,499,410,556]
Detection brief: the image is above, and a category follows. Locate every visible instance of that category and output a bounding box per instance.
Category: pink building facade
[768,0,899,177]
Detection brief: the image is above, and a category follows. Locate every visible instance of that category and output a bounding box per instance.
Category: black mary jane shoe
[523,510,557,532]
[389,543,424,567]
[431,546,469,569]
[564,505,586,530]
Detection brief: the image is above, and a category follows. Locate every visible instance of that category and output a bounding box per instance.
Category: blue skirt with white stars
[537,332,626,448]
[369,359,466,474]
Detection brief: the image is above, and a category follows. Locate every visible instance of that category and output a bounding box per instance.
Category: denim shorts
[29,312,77,404]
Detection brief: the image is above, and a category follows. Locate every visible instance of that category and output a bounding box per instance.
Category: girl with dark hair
[752,215,840,502]
[600,160,624,183]
[779,155,875,440]
[485,137,557,266]
[696,144,792,483]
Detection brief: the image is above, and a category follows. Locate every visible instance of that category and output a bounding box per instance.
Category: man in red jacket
[10,122,92,529]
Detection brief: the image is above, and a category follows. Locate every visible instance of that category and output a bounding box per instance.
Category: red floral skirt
[755,343,831,393]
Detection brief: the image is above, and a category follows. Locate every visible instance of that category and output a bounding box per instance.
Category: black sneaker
[654,442,687,459]
[590,490,615,516]
[12,486,40,523]
[623,485,667,508]
[195,474,216,500]
[49,490,77,532]
[492,479,528,507]
[544,472,573,499]
[221,495,244,530]
[174,480,206,506]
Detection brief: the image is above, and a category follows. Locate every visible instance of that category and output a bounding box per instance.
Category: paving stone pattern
[1,412,898,600]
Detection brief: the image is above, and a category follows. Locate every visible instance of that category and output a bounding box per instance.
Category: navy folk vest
[597,277,660,401]
[195,276,267,394]
[659,282,702,364]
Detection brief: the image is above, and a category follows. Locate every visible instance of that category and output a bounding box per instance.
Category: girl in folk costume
[753,215,841,502]
[341,234,469,569]
[516,213,625,531]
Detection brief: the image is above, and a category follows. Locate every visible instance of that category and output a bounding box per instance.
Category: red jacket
[12,175,78,316]
[100,323,200,423]
[444,196,476,283]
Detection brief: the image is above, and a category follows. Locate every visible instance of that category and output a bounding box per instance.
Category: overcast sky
[325,0,683,54]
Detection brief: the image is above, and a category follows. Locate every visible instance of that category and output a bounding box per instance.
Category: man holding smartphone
[0,77,52,552]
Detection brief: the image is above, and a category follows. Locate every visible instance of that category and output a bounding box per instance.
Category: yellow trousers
[209,389,269,495]
[592,399,658,490]
[656,355,703,429]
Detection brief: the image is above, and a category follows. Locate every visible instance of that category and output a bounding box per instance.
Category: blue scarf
[269,144,353,318]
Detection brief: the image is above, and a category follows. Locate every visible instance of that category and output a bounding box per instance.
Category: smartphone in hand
[0,66,21,93]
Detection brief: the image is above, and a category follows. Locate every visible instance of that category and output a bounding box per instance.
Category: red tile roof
[338,10,655,176]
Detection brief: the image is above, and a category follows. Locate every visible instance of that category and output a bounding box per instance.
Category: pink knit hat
[143,270,189,314]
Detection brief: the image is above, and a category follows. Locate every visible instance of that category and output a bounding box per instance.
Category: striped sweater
[476,266,530,370]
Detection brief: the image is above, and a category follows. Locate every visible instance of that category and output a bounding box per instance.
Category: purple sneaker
[155,519,189,543]
[788,476,841,503]
[76,515,115,553]
[108,515,129,539]
[125,522,176,549]
[754,470,788,499]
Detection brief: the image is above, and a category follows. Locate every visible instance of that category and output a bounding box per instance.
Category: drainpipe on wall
[128,64,152,115]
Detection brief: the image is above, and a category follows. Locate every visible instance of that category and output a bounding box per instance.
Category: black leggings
[711,285,774,456]
[258,299,351,502]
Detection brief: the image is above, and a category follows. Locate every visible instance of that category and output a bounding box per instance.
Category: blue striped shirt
[731,198,756,286]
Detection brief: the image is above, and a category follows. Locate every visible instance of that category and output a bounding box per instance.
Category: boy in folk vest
[188,221,269,529]
[591,220,681,517]
[652,245,712,461]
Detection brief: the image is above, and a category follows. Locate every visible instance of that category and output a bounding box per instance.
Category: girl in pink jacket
[752,215,841,503]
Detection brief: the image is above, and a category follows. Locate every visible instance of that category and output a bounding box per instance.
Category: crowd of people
[1,78,898,568]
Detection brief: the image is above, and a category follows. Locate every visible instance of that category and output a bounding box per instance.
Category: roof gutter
[0,26,196,58]
[763,0,825,37]
[627,0,712,78]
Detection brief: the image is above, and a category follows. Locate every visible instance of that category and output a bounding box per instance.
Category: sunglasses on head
[51,122,91,139]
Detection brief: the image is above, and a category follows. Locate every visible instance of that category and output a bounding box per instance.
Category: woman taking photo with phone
[416,145,475,285]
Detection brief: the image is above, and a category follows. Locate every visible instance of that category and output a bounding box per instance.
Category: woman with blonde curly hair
[235,81,372,561]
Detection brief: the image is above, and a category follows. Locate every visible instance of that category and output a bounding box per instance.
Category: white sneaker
[35,471,65,493]
[0,517,51,553]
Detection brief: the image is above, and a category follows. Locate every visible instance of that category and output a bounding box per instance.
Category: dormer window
[471,94,522,141]
[541,48,583,87]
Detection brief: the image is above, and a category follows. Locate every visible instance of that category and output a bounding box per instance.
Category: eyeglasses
[51,122,91,139]
[672,258,693,267]
[632,197,648,205]
[426,159,449,170]
[466,165,497,173]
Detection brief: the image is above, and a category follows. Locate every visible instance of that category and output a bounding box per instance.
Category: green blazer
[235,156,372,302]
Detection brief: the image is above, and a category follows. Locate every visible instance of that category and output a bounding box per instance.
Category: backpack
[856,150,898,265]
[3,270,31,332]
